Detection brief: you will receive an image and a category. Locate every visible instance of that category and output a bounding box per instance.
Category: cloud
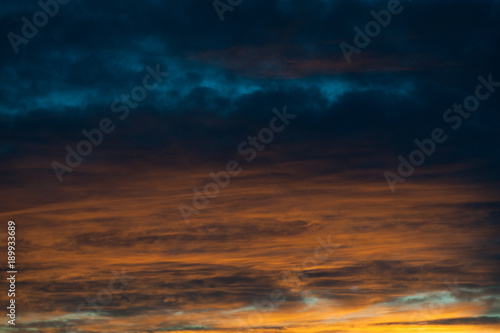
[1,0,500,332]
[374,315,500,326]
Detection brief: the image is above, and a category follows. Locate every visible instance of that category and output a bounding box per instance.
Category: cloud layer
[0,0,499,332]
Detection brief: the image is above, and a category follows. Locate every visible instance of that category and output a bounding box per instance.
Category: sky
[0,0,500,332]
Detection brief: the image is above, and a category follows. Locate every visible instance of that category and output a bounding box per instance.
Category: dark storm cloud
[1,0,500,116]
[2,0,500,177]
